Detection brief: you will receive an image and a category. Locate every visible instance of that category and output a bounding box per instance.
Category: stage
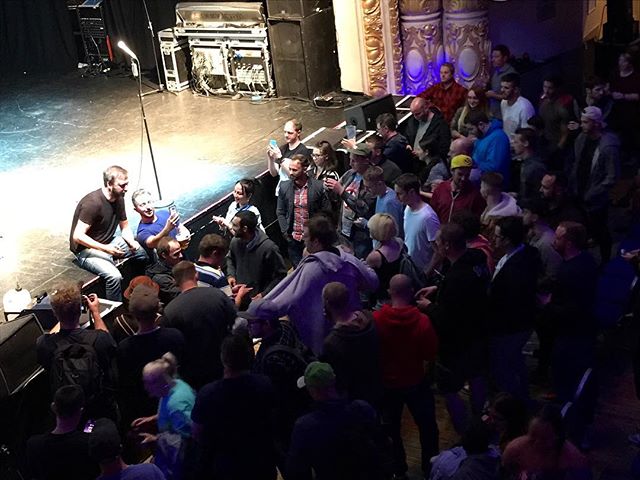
[0,70,344,311]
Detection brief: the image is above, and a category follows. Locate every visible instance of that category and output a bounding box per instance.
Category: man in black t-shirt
[36,282,118,421]
[192,335,278,480]
[117,284,185,426]
[267,118,312,196]
[70,165,147,300]
[25,385,99,480]
[162,261,237,390]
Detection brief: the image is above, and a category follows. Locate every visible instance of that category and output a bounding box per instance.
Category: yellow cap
[450,154,473,169]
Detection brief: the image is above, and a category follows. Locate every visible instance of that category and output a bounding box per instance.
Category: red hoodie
[373,304,438,388]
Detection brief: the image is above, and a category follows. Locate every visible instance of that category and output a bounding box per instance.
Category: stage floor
[0,70,344,308]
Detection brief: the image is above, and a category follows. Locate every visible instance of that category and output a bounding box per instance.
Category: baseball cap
[297,361,336,389]
[128,285,160,317]
[450,154,473,169]
[581,106,606,128]
[124,275,160,300]
[238,299,281,322]
[347,144,372,157]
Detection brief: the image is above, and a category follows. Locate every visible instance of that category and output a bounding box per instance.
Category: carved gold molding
[387,0,404,93]
[362,0,388,96]
[443,0,488,13]
[399,0,441,16]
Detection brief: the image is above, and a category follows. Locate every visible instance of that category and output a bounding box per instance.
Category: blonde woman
[366,213,404,305]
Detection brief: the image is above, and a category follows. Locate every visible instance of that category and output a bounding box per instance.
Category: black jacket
[425,248,490,356]
[402,109,451,163]
[488,245,541,334]
[145,260,181,304]
[321,311,383,408]
[227,230,287,295]
[277,177,331,235]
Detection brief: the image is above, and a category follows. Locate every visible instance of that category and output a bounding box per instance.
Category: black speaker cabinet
[268,8,339,99]
[0,314,44,399]
[266,0,332,19]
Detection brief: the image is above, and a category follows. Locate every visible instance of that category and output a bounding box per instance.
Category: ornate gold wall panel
[443,0,487,13]
[362,0,388,96]
[443,8,490,87]
[385,0,405,93]
[399,0,441,15]
[400,9,443,93]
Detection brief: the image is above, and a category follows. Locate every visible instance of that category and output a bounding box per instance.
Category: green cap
[297,361,336,389]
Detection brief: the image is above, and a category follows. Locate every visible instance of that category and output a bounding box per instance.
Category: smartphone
[269,139,278,148]
[83,420,95,433]
[169,204,177,214]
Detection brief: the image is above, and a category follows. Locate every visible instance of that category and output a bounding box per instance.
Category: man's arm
[73,220,123,256]
[267,144,282,177]
[86,293,108,332]
[142,211,179,249]
[119,220,140,250]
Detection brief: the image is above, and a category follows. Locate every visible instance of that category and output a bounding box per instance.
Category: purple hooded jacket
[264,248,379,355]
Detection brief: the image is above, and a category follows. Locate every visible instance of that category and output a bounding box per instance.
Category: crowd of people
[24,44,640,480]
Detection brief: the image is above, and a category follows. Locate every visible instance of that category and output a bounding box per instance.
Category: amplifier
[77,0,112,63]
[230,48,274,94]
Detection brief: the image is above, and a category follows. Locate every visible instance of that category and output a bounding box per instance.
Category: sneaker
[629,433,640,446]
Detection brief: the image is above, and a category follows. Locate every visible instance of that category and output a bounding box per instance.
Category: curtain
[0,0,77,75]
[0,0,178,77]
[105,0,178,72]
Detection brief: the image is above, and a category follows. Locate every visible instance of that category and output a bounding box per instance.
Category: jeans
[74,236,148,300]
[489,330,532,402]
[381,378,439,476]
[286,236,305,268]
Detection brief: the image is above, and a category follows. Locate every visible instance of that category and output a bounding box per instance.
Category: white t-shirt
[501,96,535,139]
[403,203,440,271]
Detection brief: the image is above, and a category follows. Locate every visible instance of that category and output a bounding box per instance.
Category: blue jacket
[473,119,511,186]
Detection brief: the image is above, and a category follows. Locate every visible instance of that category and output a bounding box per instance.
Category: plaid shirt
[419,81,468,123]
[292,182,309,241]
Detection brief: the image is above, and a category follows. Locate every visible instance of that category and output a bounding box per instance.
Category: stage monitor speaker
[268,8,339,99]
[344,94,397,131]
[0,314,44,400]
[266,0,332,18]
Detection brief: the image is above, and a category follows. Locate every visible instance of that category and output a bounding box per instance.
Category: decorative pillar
[333,0,404,96]
[399,0,444,94]
[442,0,491,88]
[361,0,405,96]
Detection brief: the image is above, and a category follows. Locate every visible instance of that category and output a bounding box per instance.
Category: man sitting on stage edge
[70,165,147,301]
[132,188,180,259]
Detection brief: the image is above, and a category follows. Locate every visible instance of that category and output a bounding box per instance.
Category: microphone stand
[132,59,163,199]
[139,0,164,97]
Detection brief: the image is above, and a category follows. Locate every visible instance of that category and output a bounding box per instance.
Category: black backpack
[399,247,428,289]
[49,331,103,401]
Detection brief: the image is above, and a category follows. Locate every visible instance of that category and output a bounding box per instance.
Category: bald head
[389,274,414,304]
[409,97,427,117]
[450,137,474,157]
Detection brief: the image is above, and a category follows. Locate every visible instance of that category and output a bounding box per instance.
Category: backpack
[49,331,103,402]
[399,247,428,289]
